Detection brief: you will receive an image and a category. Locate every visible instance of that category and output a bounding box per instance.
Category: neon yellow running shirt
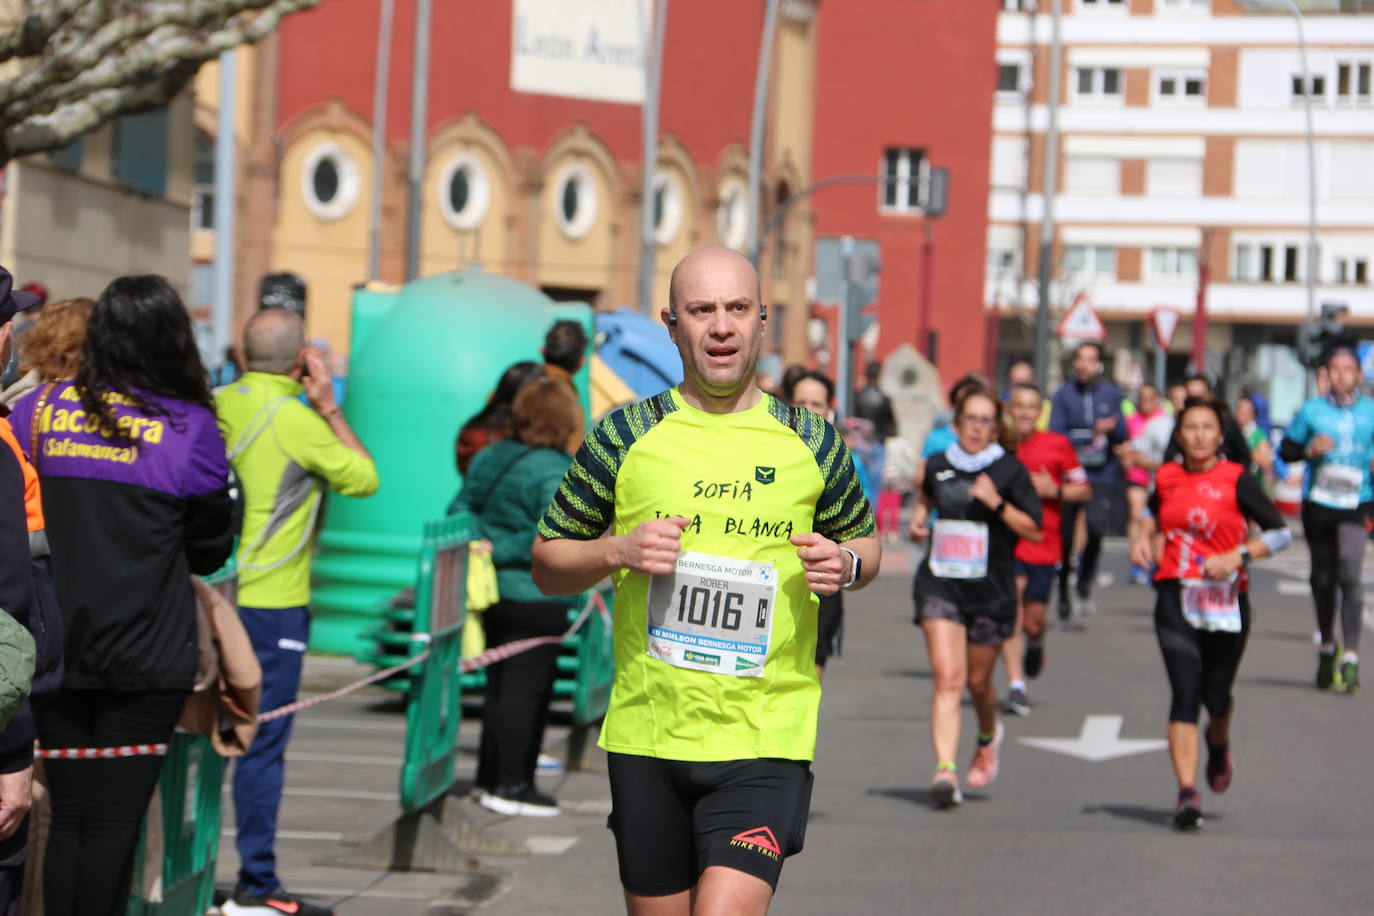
[539,387,874,762]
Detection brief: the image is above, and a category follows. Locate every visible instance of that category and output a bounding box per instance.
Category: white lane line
[291,717,406,732]
[559,798,613,816]
[525,835,579,855]
[287,752,398,766]
[256,887,455,902]
[220,786,399,802]
[222,828,344,841]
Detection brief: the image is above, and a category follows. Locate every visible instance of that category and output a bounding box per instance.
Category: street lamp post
[1243,0,1320,392]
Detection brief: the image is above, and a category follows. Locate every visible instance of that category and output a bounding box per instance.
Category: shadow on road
[1240,675,1318,691]
[881,668,932,679]
[1082,803,1223,828]
[868,787,988,808]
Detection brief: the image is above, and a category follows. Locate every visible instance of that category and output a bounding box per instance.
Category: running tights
[1302,503,1367,653]
[1154,584,1251,724]
[1059,498,1105,598]
[39,688,186,916]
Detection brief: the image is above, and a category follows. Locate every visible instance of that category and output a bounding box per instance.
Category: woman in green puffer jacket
[451,377,579,818]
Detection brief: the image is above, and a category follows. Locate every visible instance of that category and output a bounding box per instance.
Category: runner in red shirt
[1002,383,1089,715]
[1129,396,1290,831]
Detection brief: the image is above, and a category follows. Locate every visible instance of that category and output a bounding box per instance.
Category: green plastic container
[310,269,591,655]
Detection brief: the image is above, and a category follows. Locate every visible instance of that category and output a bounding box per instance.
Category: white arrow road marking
[1019,715,1168,762]
[526,835,579,855]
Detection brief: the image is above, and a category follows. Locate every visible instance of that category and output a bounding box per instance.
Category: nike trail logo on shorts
[729,826,781,859]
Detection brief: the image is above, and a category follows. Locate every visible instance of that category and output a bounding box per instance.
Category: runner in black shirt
[910,386,1042,807]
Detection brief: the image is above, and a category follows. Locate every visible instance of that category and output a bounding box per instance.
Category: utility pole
[745,0,781,260]
[637,0,669,315]
[404,0,433,281]
[367,0,395,282]
[1193,234,1211,377]
[836,236,854,418]
[212,50,237,362]
[1033,0,1063,389]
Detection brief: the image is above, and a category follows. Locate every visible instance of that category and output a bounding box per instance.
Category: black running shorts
[914,593,1015,647]
[1015,560,1058,604]
[606,753,814,896]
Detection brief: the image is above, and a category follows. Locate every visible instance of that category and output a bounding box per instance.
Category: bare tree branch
[0,0,91,64]
[0,0,317,164]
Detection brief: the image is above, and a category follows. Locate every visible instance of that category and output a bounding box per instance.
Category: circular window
[551,163,598,240]
[716,176,748,250]
[301,143,360,221]
[651,171,683,246]
[437,153,491,230]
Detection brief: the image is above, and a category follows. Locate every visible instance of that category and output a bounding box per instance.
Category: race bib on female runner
[1311,462,1363,510]
[645,551,777,678]
[929,519,989,579]
[1181,576,1242,633]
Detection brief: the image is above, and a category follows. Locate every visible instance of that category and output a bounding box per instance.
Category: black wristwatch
[1238,545,1251,568]
[994,499,1007,515]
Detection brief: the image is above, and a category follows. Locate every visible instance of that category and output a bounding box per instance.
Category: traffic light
[1297,302,1353,369]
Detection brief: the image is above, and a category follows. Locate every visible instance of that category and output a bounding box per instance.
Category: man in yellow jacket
[216,308,378,916]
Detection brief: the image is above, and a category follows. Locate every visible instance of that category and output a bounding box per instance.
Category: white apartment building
[986,0,1374,420]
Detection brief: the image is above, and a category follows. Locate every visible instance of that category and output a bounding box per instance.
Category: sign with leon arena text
[511,0,649,105]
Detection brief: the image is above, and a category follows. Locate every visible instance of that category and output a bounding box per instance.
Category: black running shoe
[222,885,334,916]
[1024,642,1045,679]
[1057,591,1073,622]
[1317,652,1336,690]
[1172,788,1203,831]
[1001,686,1031,716]
[1339,660,1360,696]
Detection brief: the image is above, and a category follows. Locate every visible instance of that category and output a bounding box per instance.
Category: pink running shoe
[1206,742,1233,793]
[966,721,1004,790]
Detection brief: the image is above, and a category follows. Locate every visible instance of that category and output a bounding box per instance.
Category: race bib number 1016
[646,551,777,678]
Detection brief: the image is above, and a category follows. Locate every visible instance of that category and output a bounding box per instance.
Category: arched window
[436,153,491,230]
[301,143,361,221]
[551,162,598,240]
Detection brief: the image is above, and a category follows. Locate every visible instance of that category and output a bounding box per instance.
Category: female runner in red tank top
[1130,396,1291,831]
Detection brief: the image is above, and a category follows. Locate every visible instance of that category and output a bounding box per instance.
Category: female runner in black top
[910,386,1041,807]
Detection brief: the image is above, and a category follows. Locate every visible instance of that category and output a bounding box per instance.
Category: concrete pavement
[216,538,1374,914]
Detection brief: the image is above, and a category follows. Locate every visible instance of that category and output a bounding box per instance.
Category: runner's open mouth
[706,345,738,358]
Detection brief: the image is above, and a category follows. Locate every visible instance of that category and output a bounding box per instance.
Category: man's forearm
[324,410,372,461]
[532,534,619,596]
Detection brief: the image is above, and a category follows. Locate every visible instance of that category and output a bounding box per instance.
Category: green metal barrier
[362,570,617,769]
[126,566,237,916]
[126,734,226,916]
[398,514,471,814]
[325,515,525,871]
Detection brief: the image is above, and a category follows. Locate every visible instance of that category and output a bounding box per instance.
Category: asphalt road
[215,538,1374,915]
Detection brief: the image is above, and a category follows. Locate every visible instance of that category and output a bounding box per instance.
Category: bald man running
[532,248,880,915]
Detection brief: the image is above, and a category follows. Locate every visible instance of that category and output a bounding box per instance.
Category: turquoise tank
[310,269,591,654]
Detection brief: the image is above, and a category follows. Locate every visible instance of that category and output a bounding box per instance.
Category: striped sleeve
[537,392,675,540]
[775,401,875,542]
[538,415,622,540]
